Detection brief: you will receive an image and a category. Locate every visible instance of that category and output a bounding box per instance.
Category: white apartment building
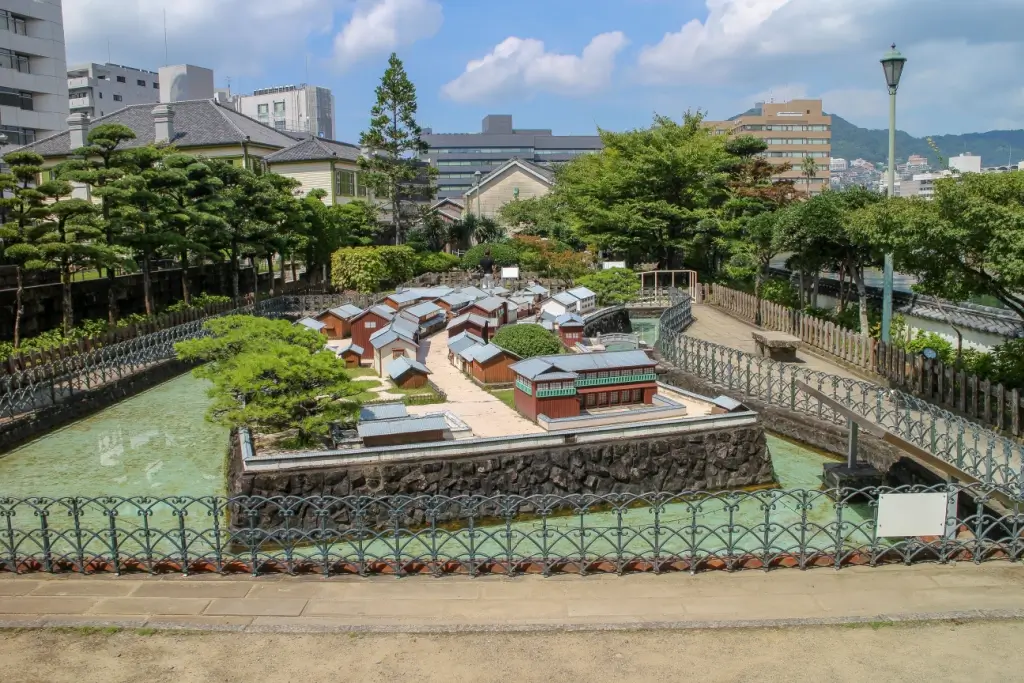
[67,62,159,119]
[158,64,213,104]
[0,0,67,150]
[949,152,982,174]
[829,158,847,172]
[235,84,334,139]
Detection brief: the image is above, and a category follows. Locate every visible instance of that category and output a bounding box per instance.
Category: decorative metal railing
[656,293,1024,496]
[0,485,1019,576]
[536,387,577,398]
[576,373,657,388]
[515,378,533,395]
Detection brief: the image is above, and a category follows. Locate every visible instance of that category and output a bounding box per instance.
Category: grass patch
[346,366,378,378]
[490,388,516,410]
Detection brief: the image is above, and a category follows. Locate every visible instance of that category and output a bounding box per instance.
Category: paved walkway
[1,563,1022,632]
[406,334,543,438]
[687,304,860,380]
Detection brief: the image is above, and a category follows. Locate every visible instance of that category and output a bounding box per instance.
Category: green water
[631,317,659,345]
[0,373,228,500]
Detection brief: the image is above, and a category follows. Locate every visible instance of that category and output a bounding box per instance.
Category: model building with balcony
[509,350,658,422]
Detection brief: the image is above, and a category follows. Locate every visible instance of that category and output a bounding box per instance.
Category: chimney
[153,104,174,144]
[67,113,90,150]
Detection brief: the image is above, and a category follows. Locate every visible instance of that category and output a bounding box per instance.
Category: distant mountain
[830,115,1024,168]
[729,107,1024,168]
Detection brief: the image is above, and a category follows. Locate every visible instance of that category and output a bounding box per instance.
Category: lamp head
[881,43,907,92]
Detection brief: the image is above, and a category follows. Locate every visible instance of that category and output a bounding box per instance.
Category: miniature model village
[290,281,737,451]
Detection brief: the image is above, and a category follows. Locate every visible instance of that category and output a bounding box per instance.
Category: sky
[62,0,1024,143]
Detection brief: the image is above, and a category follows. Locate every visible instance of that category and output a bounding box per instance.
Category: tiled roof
[264,136,361,163]
[472,296,507,313]
[391,315,420,337]
[359,403,408,421]
[404,301,444,319]
[510,350,654,380]
[369,325,417,349]
[439,293,473,308]
[17,99,296,157]
[324,304,363,320]
[473,343,513,364]
[357,415,447,438]
[459,344,483,362]
[388,356,431,380]
[551,292,579,307]
[567,286,596,300]
[447,312,490,330]
[335,342,364,356]
[527,284,550,295]
[354,305,396,322]
[448,331,485,354]
[556,313,585,326]
[455,286,489,301]
[296,317,325,331]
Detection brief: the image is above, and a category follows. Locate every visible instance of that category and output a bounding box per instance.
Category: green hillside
[830,115,1024,168]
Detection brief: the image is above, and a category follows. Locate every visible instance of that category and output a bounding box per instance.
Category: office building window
[336,169,356,197]
[98,92,103,99]
[137,79,146,87]
[0,126,35,145]
[0,10,27,35]
[116,76,126,83]
[0,87,32,110]
[273,101,285,116]
[432,147,533,155]
[113,94,122,101]
[153,82,159,89]
[0,48,30,73]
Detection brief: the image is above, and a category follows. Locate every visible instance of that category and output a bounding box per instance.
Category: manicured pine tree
[0,150,48,349]
[359,53,434,245]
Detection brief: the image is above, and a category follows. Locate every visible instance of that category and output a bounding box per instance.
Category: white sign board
[603,261,627,270]
[501,266,520,280]
[875,492,953,538]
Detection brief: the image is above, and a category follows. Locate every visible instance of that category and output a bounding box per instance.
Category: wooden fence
[698,283,1024,438]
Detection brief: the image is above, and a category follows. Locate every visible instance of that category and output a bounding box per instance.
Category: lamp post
[880,43,907,345]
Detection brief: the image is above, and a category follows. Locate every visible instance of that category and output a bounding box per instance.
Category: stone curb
[2,609,1023,635]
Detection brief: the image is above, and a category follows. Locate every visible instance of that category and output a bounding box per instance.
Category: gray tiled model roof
[527,284,550,296]
[355,305,396,322]
[447,312,489,330]
[18,99,297,157]
[369,325,417,349]
[473,343,513,364]
[459,344,483,362]
[264,136,361,163]
[567,286,596,300]
[485,285,510,296]
[359,403,408,421]
[387,290,427,305]
[325,304,363,320]
[440,293,473,308]
[471,296,507,313]
[448,331,485,354]
[529,371,578,382]
[335,342,364,356]
[357,415,448,439]
[296,317,325,331]
[404,301,444,319]
[391,315,421,337]
[555,313,585,326]
[551,292,579,307]
[456,286,490,301]
[510,350,654,380]
[388,356,431,381]
[509,294,536,306]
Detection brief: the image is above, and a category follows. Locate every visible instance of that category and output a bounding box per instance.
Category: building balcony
[67,77,96,90]
[515,378,532,395]
[536,387,577,398]
[575,373,656,388]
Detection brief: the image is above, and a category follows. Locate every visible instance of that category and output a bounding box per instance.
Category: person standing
[479,248,495,287]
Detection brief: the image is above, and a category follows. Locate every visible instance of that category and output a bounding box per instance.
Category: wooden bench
[751,331,801,362]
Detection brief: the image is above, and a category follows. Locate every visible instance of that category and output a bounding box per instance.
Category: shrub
[760,279,799,308]
[461,242,523,269]
[492,324,564,359]
[415,251,460,275]
[575,268,640,306]
[331,246,416,293]
[166,293,231,313]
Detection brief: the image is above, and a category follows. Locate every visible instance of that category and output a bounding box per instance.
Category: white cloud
[64,0,333,78]
[442,32,628,103]
[333,0,443,67]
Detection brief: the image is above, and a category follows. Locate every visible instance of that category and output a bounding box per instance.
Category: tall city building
[67,62,159,119]
[949,152,982,174]
[421,115,603,199]
[0,0,68,150]
[705,99,832,193]
[234,84,334,139]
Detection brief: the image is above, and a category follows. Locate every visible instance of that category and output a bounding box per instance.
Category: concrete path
[1,563,1022,633]
[407,334,543,438]
[687,304,860,380]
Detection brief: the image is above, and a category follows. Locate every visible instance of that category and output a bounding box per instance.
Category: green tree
[576,268,641,306]
[857,172,1024,318]
[497,195,568,238]
[358,53,433,244]
[555,113,730,267]
[60,123,138,324]
[30,180,108,334]
[175,315,324,362]
[801,154,819,192]
[0,150,47,348]
[492,323,564,359]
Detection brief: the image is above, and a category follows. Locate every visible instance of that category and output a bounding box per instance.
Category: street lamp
[473,170,482,218]
[879,43,907,345]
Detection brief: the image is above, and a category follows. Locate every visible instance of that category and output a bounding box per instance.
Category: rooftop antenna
[107,37,111,64]
[163,9,168,66]
[305,54,309,86]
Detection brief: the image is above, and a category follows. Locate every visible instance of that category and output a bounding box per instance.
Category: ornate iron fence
[0,485,1018,576]
[656,295,1024,496]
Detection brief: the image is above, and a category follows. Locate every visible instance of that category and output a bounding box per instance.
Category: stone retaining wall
[229,422,773,530]
[583,308,633,337]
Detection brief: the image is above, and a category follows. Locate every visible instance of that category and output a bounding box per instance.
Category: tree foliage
[331,245,417,293]
[575,268,641,306]
[492,323,564,359]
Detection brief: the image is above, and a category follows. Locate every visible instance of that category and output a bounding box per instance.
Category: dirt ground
[3,620,1023,683]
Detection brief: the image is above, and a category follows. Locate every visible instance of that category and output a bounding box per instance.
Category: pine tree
[358,53,433,245]
[0,150,48,348]
[113,146,170,315]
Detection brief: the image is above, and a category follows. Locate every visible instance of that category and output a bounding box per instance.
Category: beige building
[462,157,554,222]
[706,99,832,193]
[263,136,368,206]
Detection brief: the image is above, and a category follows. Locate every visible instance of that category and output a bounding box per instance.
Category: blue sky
[64,0,1024,142]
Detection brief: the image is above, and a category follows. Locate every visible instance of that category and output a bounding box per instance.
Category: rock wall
[230,423,773,531]
[584,307,633,337]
